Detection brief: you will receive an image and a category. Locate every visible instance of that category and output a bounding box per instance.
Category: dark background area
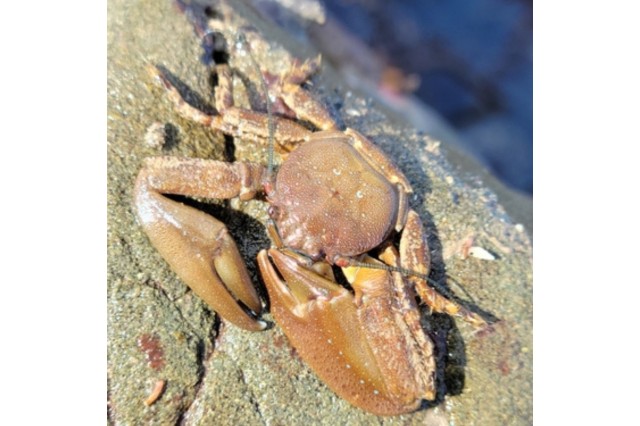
[321,0,532,194]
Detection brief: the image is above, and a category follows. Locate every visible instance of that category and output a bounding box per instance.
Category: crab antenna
[443,273,478,304]
[236,33,276,180]
[345,259,449,293]
[347,259,479,304]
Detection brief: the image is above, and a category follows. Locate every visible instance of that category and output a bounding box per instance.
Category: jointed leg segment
[400,210,487,328]
[148,64,314,152]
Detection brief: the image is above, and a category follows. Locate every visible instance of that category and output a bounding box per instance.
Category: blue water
[323,0,533,194]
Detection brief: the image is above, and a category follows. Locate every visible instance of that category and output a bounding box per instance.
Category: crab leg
[134,157,266,331]
[401,210,487,328]
[258,248,429,415]
[268,56,338,131]
[148,65,312,152]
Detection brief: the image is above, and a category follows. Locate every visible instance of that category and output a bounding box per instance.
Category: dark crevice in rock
[237,366,267,426]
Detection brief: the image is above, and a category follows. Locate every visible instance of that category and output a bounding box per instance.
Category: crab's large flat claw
[134,159,266,331]
[258,249,423,415]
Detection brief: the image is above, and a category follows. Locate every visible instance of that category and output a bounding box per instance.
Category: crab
[134,47,487,416]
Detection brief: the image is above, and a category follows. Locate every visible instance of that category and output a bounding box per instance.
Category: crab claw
[258,248,434,415]
[134,159,266,331]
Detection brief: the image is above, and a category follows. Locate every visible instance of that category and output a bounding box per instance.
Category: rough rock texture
[107,0,532,424]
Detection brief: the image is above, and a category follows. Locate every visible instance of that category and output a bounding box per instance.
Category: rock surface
[107,0,532,424]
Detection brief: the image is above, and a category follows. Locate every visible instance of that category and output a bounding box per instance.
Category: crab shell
[268,133,406,262]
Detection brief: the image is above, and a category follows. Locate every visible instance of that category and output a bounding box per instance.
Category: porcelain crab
[134,50,487,416]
